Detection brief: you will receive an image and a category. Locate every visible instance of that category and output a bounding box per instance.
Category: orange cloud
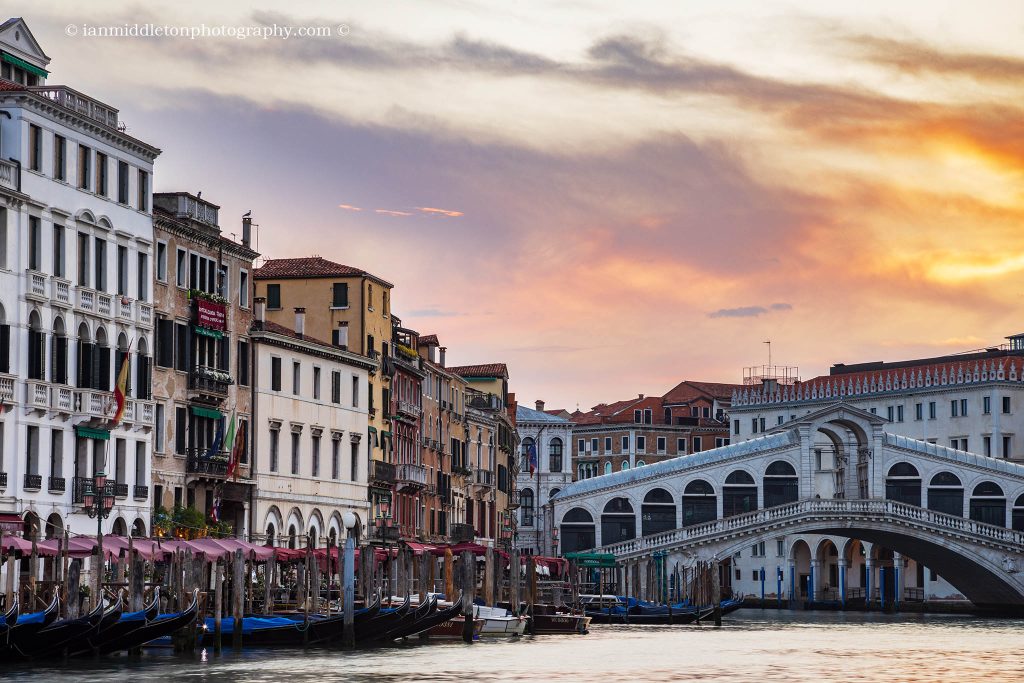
[338,203,363,211]
[375,209,413,216]
[417,206,464,217]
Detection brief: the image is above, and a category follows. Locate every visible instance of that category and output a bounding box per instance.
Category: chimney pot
[639,394,644,400]
[535,399,545,412]
[242,214,252,248]
[439,346,447,368]
[294,307,306,338]
[254,297,266,328]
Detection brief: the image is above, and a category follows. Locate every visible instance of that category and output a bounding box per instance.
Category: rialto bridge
[552,403,1024,612]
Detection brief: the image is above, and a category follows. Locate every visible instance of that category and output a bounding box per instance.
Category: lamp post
[82,470,115,606]
[342,510,357,648]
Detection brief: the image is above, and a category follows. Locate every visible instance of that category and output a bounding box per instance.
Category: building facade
[0,18,159,541]
[515,400,574,556]
[250,304,374,548]
[150,192,258,535]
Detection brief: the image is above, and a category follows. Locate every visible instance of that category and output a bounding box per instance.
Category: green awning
[2,52,48,78]
[193,326,223,339]
[367,426,377,433]
[75,426,110,441]
[564,552,618,568]
[191,405,223,420]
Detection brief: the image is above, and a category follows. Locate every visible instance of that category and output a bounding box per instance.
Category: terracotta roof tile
[254,256,391,285]
[448,363,508,379]
[419,334,439,346]
[0,79,24,92]
[663,380,744,404]
[256,320,335,350]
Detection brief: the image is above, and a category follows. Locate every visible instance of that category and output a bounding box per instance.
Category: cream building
[250,303,374,549]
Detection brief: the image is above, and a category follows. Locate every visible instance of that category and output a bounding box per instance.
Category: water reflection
[5,610,1024,682]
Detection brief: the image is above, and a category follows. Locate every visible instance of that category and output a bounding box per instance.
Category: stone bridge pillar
[865,556,874,610]
[838,558,847,607]
[809,559,819,603]
[893,552,904,610]
[788,560,796,609]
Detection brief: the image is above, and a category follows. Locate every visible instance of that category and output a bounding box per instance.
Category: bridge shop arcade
[553,403,1024,614]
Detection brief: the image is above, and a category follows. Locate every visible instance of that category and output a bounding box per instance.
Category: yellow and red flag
[110,352,130,427]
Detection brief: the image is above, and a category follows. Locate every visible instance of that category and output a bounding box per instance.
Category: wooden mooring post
[461,550,475,643]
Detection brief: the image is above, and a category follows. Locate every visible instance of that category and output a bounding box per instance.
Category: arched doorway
[885,463,921,506]
[815,539,840,601]
[763,461,798,507]
[791,539,812,600]
[111,517,128,536]
[927,472,963,517]
[969,481,1006,526]
[723,470,757,517]
[132,518,146,537]
[641,488,676,536]
[560,508,595,553]
[44,512,63,540]
[682,480,716,526]
[266,523,277,547]
[600,498,635,544]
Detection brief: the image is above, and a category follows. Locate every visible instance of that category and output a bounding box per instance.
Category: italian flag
[110,353,130,427]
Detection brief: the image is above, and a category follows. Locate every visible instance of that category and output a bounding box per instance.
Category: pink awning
[1,535,58,556]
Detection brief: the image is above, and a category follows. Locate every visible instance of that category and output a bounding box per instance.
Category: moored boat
[528,604,590,635]
[474,604,528,636]
[421,613,485,639]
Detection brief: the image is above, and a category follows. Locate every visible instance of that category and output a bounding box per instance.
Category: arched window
[266,523,276,547]
[521,437,535,472]
[601,498,635,544]
[641,488,676,536]
[309,527,318,548]
[603,461,612,475]
[621,461,630,471]
[288,524,297,549]
[549,438,563,473]
[763,460,798,507]
[520,488,535,527]
[94,327,111,391]
[635,461,646,468]
[76,322,93,388]
[52,317,68,385]
[885,462,921,506]
[114,332,132,397]
[683,480,716,526]
[549,488,561,499]
[27,310,45,381]
[1013,494,1024,531]
[561,508,595,553]
[970,481,1006,527]
[136,336,152,400]
[723,470,757,517]
[927,472,963,517]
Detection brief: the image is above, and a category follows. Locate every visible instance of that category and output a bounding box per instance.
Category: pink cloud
[417,206,464,217]
[375,209,414,216]
[338,203,363,211]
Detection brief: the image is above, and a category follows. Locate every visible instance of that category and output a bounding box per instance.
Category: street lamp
[341,510,358,647]
[83,470,115,604]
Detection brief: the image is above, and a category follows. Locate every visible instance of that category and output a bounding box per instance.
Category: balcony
[97,292,113,318]
[72,476,91,504]
[25,269,47,302]
[29,85,121,129]
[471,469,495,490]
[189,365,232,398]
[48,476,66,493]
[396,399,422,419]
[23,474,42,491]
[370,460,396,486]
[136,303,153,328]
[74,389,113,421]
[186,449,229,478]
[0,374,13,403]
[113,482,129,498]
[133,485,148,500]
[26,379,49,411]
[369,522,400,542]
[50,386,72,415]
[51,278,72,308]
[76,287,96,313]
[451,523,475,543]
[0,158,18,191]
[0,472,6,489]
[116,297,133,323]
[396,463,428,493]
[132,400,155,427]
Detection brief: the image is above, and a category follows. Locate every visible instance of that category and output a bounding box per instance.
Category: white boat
[473,604,529,636]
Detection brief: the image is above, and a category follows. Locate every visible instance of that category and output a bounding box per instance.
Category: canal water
[4,609,1023,682]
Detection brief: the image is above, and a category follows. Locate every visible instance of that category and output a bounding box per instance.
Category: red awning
[0,513,23,532]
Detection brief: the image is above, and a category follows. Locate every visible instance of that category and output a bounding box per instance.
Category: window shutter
[0,325,9,373]
[54,336,68,384]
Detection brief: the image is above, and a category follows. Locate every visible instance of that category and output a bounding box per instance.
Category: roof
[663,380,743,404]
[255,320,334,350]
[419,334,439,346]
[449,363,509,379]
[0,79,24,92]
[516,404,573,425]
[254,256,393,286]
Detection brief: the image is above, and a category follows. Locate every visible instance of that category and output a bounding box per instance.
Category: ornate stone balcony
[396,462,428,493]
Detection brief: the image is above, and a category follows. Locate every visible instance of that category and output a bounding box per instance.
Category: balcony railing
[29,85,121,129]
[113,482,129,498]
[397,399,422,418]
[0,374,13,403]
[186,449,229,477]
[451,523,475,543]
[116,297,133,322]
[51,278,71,307]
[133,485,148,500]
[77,287,96,313]
[137,303,153,327]
[72,476,90,504]
[74,389,113,420]
[370,460,396,485]
[51,386,73,414]
[0,158,17,191]
[26,379,49,410]
[48,476,66,492]
[189,365,233,396]
[396,463,428,492]
[473,469,494,488]
[23,474,42,491]
[369,522,401,542]
[26,269,47,301]
[97,292,113,318]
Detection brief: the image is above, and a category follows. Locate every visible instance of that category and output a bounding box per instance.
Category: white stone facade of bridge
[553,403,1024,609]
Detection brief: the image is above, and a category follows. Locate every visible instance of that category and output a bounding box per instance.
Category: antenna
[764,339,771,368]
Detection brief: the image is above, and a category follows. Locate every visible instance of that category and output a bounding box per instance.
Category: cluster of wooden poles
[595,558,725,625]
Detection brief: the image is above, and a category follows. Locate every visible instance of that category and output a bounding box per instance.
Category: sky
[19,1,1024,411]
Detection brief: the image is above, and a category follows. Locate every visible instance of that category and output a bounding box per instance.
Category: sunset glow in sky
[30,1,1024,410]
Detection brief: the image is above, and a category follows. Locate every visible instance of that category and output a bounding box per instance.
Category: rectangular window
[332,326,349,349]
[950,438,959,450]
[1003,396,1011,414]
[332,282,349,308]
[266,283,281,309]
[154,403,165,453]
[155,242,166,282]
[54,134,66,180]
[292,361,301,395]
[239,269,249,307]
[291,431,300,475]
[983,396,991,415]
[677,437,686,454]
[331,371,341,403]
[960,398,968,417]
[751,418,758,433]
[950,400,958,417]
[269,429,279,472]
[117,161,129,204]
[237,341,250,386]
[138,170,149,211]
[28,216,41,271]
[174,406,187,455]
[94,238,106,291]
[311,435,321,477]
[915,403,923,421]
[693,436,702,452]
[759,417,766,432]
[174,323,188,372]
[657,436,666,453]
[313,366,321,400]
[271,356,282,391]
[175,248,187,287]
[604,437,612,452]
[352,376,359,407]
[96,152,108,196]
[238,418,249,464]
[332,439,340,479]
[350,442,359,481]
[591,438,598,453]
[156,318,173,367]
[116,244,128,295]
[135,442,146,485]
[929,401,936,419]
[78,144,91,190]
[777,539,785,557]
[28,124,42,171]
[896,405,904,422]
[636,436,646,452]
[137,252,148,300]
[578,439,585,453]
[984,436,992,457]
[621,435,628,452]
[633,409,642,422]
[777,415,784,425]
[1004,435,1012,459]
[53,225,65,278]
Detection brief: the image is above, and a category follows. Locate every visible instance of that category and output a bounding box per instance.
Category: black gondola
[376,596,438,641]
[403,596,466,640]
[354,594,411,644]
[1,594,60,658]
[69,589,160,657]
[10,596,108,659]
[103,588,200,656]
[0,596,18,633]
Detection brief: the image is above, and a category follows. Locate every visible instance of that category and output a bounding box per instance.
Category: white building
[515,401,574,556]
[0,18,160,542]
[724,338,1024,604]
[250,303,374,549]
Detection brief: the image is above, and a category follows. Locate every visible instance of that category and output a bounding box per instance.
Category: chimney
[535,399,545,412]
[254,297,266,329]
[439,346,447,368]
[639,394,644,400]
[294,307,306,338]
[242,213,252,248]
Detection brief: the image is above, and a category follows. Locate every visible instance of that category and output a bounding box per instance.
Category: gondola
[68,589,160,657]
[9,595,109,659]
[373,594,435,642]
[102,588,200,655]
[0,596,18,637]
[354,594,411,644]
[1,594,60,658]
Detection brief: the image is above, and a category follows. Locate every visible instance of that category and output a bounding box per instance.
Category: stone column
[788,561,796,609]
[809,560,818,604]
[893,552,904,611]
[865,557,874,610]
[838,558,847,608]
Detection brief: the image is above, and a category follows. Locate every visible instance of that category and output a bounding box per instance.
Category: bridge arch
[682,480,716,527]
[927,472,964,517]
[885,462,921,506]
[1013,494,1024,531]
[641,488,676,537]
[560,507,595,553]
[970,481,1006,527]
[601,497,636,545]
